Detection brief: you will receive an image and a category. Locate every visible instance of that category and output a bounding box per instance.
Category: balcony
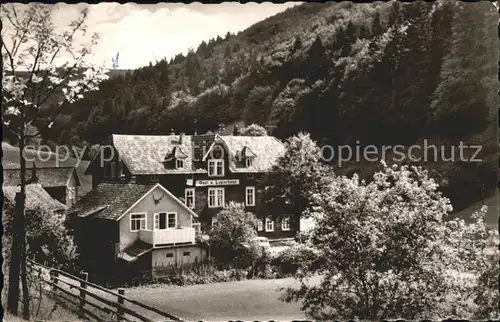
[139,227,195,247]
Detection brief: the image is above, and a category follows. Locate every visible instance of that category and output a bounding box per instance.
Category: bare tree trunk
[6,116,30,318]
[7,192,22,315]
[19,124,30,320]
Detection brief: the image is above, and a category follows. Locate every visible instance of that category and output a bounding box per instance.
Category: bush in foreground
[282,161,499,320]
[271,244,317,277]
[209,202,258,269]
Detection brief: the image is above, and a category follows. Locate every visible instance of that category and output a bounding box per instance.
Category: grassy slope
[2,142,93,198]
[122,276,322,320]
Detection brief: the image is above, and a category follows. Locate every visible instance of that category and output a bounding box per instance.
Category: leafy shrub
[271,244,317,277]
[150,269,250,286]
[3,207,77,270]
[247,246,273,278]
[209,202,258,268]
[240,123,268,136]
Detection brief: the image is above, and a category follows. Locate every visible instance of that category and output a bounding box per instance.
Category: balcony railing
[139,227,195,247]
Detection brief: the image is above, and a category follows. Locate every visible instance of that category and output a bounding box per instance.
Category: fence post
[50,269,59,292]
[79,271,88,319]
[117,288,125,321]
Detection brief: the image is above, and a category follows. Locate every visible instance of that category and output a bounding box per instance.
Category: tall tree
[209,202,258,267]
[243,85,273,125]
[305,35,329,82]
[283,162,499,319]
[429,1,498,138]
[371,11,384,37]
[1,4,107,318]
[261,133,334,232]
[240,123,268,136]
[184,49,203,95]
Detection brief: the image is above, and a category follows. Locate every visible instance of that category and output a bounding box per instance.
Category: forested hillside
[42,0,498,212]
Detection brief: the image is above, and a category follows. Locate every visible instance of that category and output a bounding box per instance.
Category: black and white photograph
[1,1,499,321]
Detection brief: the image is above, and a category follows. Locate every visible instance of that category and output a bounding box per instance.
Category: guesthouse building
[85,131,295,240]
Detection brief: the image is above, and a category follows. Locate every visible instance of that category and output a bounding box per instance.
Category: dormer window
[239,145,256,168]
[164,146,188,170]
[176,159,184,169]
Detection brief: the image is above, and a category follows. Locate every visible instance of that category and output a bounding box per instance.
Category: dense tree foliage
[3,206,77,270]
[42,0,497,211]
[282,162,499,319]
[2,3,107,318]
[208,202,258,268]
[240,123,268,136]
[261,133,334,231]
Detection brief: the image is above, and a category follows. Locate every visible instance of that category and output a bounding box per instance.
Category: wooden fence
[27,259,181,322]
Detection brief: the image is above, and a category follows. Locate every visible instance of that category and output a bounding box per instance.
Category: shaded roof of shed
[3,183,67,212]
[3,166,79,187]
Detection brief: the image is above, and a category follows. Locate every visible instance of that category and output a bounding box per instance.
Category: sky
[46,2,300,70]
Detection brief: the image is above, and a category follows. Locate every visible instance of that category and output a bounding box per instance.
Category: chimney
[179,132,185,144]
[233,125,240,136]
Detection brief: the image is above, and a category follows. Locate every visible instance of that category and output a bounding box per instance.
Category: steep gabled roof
[68,183,198,221]
[106,133,285,175]
[211,135,286,173]
[116,183,198,220]
[240,145,257,158]
[165,145,189,160]
[67,183,155,220]
[3,183,67,212]
[112,134,204,175]
[3,166,80,188]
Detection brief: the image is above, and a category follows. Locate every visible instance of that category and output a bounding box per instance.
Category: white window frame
[130,212,147,232]
[245,186,255,206]
[185,188,195,209]
[257,219,263,232]
[265,217,274,232]
[245,158,253,168]
[176,159,184,169]
[208,187,225,208]
[208,159,224,177]
[281,217,290,231]
[154,212,177,230]
[151,174,159,182]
